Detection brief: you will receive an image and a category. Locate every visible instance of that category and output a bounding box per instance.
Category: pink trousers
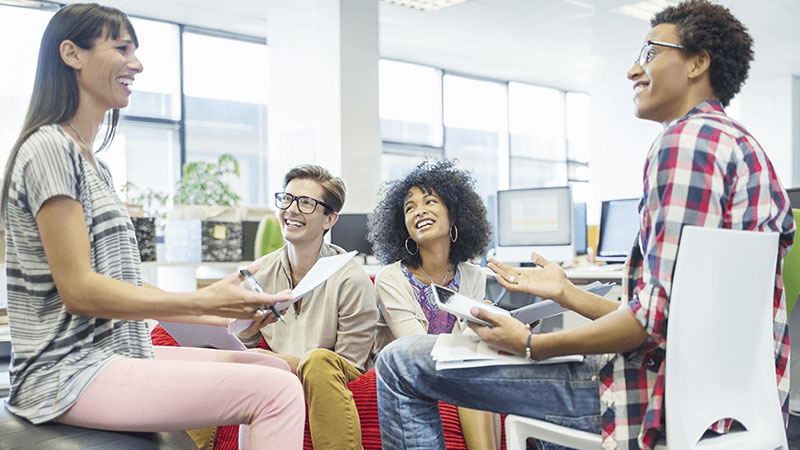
[57,346,305,450]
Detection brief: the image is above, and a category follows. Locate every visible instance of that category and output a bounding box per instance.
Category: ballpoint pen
[239,269,287,324]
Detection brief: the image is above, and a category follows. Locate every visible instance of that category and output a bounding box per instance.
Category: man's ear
[688,50,711,80]
[324,211,339,231]
[59,40,83,70]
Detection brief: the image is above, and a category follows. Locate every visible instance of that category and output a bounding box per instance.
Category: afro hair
[367,159,490,268]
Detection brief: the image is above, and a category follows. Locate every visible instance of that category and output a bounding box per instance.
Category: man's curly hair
[652,0,753,107]
[367,159,490,268]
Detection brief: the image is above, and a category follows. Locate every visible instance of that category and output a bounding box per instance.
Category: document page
[158,321,246,351]
[431,334,583,370]
[229,250,357,331]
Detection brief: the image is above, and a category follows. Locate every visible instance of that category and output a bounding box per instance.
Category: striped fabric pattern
[597,101,795,449]
[4,124,153,424]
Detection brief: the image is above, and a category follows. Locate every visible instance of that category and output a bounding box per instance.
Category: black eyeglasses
[274,192,332,214]
[637,40,685,66]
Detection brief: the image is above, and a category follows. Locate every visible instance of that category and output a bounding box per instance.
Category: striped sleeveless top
[4,124,153,423]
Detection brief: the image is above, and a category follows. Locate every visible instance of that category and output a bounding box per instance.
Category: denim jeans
[375,335,604,450]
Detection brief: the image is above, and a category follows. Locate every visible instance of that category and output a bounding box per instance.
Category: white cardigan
[373,260,486,353]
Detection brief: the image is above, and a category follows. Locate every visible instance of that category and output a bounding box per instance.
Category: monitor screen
[787,187,800,210]
[573,202,587,255]
[494,186,574,263]
[329,213,372,255]
[596,198,640,262]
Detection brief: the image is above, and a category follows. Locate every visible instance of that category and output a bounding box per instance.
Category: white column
[266,0,381,213]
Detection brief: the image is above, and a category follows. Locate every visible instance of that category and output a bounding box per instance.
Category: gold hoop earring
[450,224,458,243]
[405,237,419,255]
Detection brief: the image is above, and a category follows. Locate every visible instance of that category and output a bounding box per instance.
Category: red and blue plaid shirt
[597,101,795,449]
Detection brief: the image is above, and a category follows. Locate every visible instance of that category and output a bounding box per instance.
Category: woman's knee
[252,368,304,409]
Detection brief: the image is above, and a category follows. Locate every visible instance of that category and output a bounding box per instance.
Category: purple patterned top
[401,264,461,335]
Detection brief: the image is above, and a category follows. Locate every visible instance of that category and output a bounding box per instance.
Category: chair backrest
[783,209,800,316]
[665,226,786,449]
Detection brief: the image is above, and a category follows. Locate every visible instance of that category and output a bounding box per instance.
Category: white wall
[736,76,796,188]
[586,50,661,225]
[586,58,800,225]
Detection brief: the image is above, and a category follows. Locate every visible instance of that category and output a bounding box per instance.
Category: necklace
[68,122,91,150]
[418,263,452,286]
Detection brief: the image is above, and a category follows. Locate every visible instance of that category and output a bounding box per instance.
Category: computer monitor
[573,202,587,255]
[787,187,800,210]
[494,186,574,263]
[329,213,373,255]
[596,198,640,262]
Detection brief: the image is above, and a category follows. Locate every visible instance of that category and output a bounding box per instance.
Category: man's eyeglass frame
[637,40,686,66]
[274,192,333,215]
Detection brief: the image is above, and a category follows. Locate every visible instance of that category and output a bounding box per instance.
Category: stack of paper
[431,334,583,370]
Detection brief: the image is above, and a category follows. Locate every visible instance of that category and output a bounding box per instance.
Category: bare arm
[488,255,619,320]
[468,306,648,360]
[38,196,291,321]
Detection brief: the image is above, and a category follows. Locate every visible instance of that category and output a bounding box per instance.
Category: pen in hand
[239,269,287,324]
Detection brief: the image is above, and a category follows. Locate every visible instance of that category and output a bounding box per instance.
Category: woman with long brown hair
[2,4,303,448]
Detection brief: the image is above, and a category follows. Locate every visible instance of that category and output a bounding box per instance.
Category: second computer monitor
[787,187,800,209]
[494,186,574,263]
[573,202,587,255]
[596,198,640,262]
[329,213,373,256]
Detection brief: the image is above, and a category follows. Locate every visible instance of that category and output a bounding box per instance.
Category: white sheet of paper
[275,250,358,311]
[159,321,246,351]
[229,250,358,331]
[431,334,583,370]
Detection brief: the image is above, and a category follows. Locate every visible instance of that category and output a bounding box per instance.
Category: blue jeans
[375,335,603,450]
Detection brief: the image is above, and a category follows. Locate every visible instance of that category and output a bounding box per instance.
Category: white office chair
[505,226,788,450]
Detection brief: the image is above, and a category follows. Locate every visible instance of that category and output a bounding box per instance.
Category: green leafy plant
[122,182,170,220]
[174,153,242,207]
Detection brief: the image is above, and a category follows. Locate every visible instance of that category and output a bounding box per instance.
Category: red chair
[151,325,505,449]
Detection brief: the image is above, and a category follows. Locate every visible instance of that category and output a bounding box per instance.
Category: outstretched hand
[201,266,294,320]
[487,253,570,304]
[466,307,531,356]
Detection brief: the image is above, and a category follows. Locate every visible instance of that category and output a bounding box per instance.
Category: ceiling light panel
[614,0,675,22]
[381,0,467,12]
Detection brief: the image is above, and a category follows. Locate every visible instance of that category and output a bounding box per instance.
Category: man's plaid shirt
[597,101,795,449]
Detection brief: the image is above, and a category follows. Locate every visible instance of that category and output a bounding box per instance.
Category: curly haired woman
[368,159,500,450]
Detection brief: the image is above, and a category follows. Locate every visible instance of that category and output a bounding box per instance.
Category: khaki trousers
[298,349,364,450]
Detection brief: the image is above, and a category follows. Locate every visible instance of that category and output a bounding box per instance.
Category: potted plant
[173,153,241,207]
[166,154,245,262]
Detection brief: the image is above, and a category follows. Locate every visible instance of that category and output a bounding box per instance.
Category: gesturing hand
[466,307,531,356]
[487,253,570,304]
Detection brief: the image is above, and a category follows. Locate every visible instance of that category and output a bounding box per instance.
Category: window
[0,6,54,167]
[377,61,591,207]
[508,82,567,188]
[124,18,181,120]
[566,92,591,203]
[105,121,181,198]
[114,17,182,196]
[379,60,443,147]
[443,75,507,201]
[183,32,269,205]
